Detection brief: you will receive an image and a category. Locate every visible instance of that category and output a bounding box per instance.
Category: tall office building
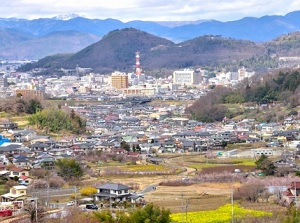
[111,72,129,89]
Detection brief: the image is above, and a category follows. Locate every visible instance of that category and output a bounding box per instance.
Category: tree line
[0,98,42,115]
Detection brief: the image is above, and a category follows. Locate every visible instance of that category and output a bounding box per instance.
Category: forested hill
[18,28,300,74]
[186,69,300,122]
[18,28,268,73]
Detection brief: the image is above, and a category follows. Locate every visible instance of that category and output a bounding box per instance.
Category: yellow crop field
[171,204,272,223]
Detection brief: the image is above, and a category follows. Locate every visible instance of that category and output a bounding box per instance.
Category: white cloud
[0,0,299,21]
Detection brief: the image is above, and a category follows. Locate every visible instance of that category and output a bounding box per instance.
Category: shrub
[80,186,98,196]
[48,176,65,188]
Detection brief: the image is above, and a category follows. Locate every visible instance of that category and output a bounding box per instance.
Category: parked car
[85,204,98,210]
[0,209,12,217]
[67,201,75,206]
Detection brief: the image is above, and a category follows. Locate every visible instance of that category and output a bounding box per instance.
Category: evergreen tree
[255,154,276,175]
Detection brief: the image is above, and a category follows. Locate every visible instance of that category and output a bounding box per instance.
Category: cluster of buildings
[0,52,255,102]
[0,99,299,210]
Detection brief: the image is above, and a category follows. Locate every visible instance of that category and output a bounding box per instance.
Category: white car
[67,201,75,206]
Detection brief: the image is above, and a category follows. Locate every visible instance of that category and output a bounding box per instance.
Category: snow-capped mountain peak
[53,14,83,20]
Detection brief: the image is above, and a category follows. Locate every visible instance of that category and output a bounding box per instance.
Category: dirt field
[144,183,234,213]
[98,174,238,213]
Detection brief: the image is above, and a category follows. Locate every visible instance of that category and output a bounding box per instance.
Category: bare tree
[30,168,48,179]
[234,182,266,203]
[24,201,46,223]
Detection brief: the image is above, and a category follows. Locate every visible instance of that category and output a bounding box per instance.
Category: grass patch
[11,115,30,128]
[0,184,7,194]
[227,157,256,166]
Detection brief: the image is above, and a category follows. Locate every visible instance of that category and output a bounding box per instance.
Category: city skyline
[1,0,300,22]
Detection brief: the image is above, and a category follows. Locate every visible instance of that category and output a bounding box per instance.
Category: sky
[2,0,300,22]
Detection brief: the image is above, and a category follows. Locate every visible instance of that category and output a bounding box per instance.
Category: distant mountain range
[1,11,300,60]
[18,28,300,74]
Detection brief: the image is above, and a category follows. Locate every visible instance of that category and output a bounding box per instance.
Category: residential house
[161,139,177,152]
[13,155,31,169]
[1,185,28,202]
[94,183,131,203]
[29,142,50,152]
[12,129,37,142]
[0,154,9,164]
[18,175,33,186]
[0,143,24,155]
[70,143,94,154]
[8,167,30,179]
[0,121,18,131]
[56,138,74,148]
[281,182,300,206]
[95,142,114,152]
[33,154,56,170]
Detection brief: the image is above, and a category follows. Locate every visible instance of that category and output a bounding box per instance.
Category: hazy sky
[2,0,300,22]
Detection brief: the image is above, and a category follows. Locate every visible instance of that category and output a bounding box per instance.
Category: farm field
[145,183,234,213]
[170,204,272,223]
[83,152,287,221]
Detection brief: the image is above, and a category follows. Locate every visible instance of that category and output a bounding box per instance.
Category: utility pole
[185,198,189,223]
[181,193,184,223]
[35,199,38,223]
[46,181,49,208]
[295,182,298,222]
[110,189,112,211]
[74,186,77,207]
[231,187,234,223]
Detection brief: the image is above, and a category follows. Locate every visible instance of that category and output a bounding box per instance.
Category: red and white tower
[135,51,142,77]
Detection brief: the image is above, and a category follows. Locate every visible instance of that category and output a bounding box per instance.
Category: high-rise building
[111,72,128,89]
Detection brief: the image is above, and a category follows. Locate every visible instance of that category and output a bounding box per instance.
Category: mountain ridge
[3,10,300,61]
[20,28,297,74]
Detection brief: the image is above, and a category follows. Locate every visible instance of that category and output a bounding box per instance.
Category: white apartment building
[238,67,255,81]
[173,69,200,85]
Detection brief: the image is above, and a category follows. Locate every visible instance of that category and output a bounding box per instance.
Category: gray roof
[96,183,130,190]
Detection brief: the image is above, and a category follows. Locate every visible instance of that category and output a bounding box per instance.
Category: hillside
[0,30,100,60]
[1,11,300,60]
[0,28,34,47]
[265,31,300,56]
[20,28,271,73]
[186,68,300,122]
[53,28,176,73]
[18,54,72,74]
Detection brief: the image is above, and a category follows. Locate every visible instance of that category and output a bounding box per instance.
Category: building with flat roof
[173,69,201,85]
[15,89,46,100]
[123,87,155,96]
[111,72,128,89]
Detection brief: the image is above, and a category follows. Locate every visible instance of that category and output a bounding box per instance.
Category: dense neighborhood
[0,42,299,223]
